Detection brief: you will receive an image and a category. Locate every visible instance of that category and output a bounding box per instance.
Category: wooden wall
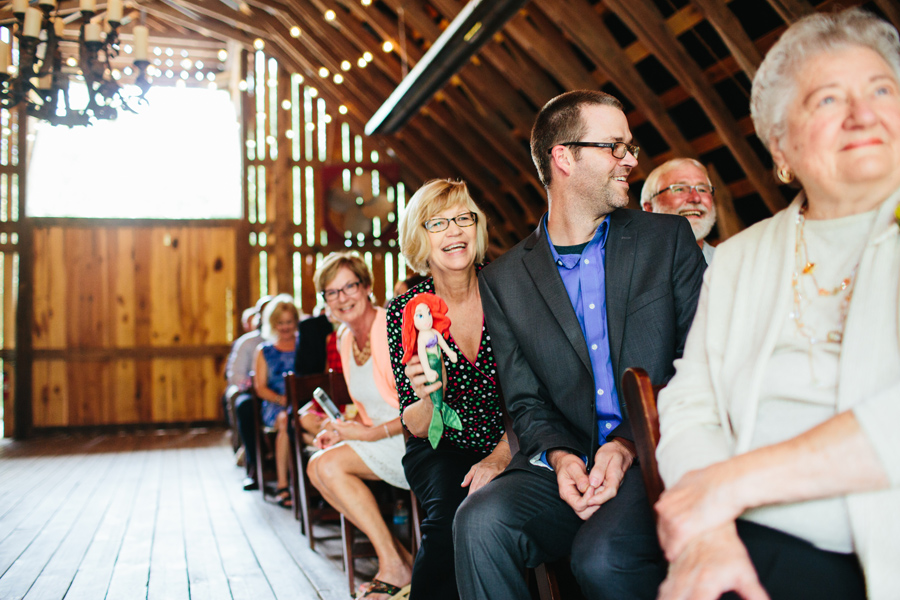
[30,225,235,428]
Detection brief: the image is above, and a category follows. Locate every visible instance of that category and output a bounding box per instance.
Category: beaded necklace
[790,203,859,346]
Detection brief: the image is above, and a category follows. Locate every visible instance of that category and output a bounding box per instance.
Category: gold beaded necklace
[791,203,859,346]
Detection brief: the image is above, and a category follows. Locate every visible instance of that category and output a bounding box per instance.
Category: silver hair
[751,8,900,154]
[640,158,710,207]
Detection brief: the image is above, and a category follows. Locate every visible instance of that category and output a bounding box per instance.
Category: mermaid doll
[401,292,461,448]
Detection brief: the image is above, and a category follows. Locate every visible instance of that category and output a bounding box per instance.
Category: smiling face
[770,45,900,212]
[273,310,297,343]
[645,162,717,241]
[425,204,478,278]
[323,265,372,325]
[568,104,638,215]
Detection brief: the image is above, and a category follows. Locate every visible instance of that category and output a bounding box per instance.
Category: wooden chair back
[621,367,665,506]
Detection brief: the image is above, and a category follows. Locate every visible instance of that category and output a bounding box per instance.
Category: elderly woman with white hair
[386,179,509,600]
[654,8,900,600]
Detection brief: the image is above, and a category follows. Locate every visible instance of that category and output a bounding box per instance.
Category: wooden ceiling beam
[502,7,600,92]
[427,96,542,226]
[689,0,762,80]
[764,0,814,23]
[874,0,900,31]
[402,114,527,244]
[604,0,786,214]
[442,79,544,200]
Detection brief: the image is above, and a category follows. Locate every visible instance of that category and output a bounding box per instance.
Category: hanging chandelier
[0,0,152,127]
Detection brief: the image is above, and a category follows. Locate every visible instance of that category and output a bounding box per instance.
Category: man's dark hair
[530,90,624,188]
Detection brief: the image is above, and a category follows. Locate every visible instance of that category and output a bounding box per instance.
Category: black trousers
[725,520,866,600]
[402,437,487,600]
[454,464,665,600]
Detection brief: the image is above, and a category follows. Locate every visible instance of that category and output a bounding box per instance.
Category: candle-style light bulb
[23,7,43,37]
[107,0,123,23]
[132,25,149,61]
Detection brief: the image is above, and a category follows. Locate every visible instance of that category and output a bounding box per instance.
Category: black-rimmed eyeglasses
[423,212,478,233]
[650,184,715,199]
[550,141,640,159]
[321,280,362,302]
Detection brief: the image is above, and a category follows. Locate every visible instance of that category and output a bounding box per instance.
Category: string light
[341,60,351,71]
[318,67,329,78]
[253,39,265,50]
[357,57,367,68]
[290,26,301,38]
[324,9,335,21]
[382,41,393,52]
[333,74,343,84]
[339,105,348,114]
[363,51,373,62]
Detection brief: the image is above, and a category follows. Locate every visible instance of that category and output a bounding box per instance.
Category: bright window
[27,86,241,219]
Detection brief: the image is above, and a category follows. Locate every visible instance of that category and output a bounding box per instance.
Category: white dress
[342,356,409,490]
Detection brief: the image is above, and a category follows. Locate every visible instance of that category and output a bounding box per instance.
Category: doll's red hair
[401,292,452,365]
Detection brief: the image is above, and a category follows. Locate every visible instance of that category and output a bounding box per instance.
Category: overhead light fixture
[366,0,530,135]
[0,2,152,126]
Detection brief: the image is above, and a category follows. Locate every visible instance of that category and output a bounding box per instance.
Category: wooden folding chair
[620,367,665,506]
[286,370,348,548]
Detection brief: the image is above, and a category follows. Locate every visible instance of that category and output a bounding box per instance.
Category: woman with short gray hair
[654,8,900,599]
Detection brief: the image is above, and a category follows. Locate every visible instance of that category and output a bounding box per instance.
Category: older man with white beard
[641,158,717,264]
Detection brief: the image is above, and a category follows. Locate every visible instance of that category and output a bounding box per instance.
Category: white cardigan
[656,189,900,599]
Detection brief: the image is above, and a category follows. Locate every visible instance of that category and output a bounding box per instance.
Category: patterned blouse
[386,271,504,454]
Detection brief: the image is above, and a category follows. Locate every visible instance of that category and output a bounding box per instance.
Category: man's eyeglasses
[321,280,362,302]
[550,141,640,159]
[651,184,715,199]
[423,212,478,233]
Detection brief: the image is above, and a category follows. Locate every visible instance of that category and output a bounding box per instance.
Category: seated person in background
[654,9,900,600]
[228,295,273,490]
[641,158,718,264]
[294,307,345,446]
[453,89,705,600]
[252,294,300,508]
[391,273,427,302]
[307,251,412,599]
[387,179,509,600]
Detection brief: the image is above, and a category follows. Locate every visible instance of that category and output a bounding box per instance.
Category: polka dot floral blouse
[387,271,504,454]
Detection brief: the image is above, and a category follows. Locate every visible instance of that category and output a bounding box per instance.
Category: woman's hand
[655,462,745,561]
[462,439,511,495]
[330,419,375,442]
[314,427,341,449]
[404,356,442,401]
[658,523,768,600]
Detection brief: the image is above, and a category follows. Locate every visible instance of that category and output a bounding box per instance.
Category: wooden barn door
[29,224,236,430]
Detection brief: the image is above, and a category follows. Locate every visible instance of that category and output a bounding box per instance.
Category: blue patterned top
[261,341,296,396]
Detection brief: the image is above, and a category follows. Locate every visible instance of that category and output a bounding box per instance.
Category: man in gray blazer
[453,90,705,599]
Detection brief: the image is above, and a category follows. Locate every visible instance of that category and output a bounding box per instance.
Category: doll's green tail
[426,350,461,448]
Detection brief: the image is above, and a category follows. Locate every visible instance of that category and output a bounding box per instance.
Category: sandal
[274,486,293,509]
[356,579,403,598]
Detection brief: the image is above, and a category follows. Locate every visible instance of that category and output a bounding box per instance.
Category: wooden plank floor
[0,429,363,600]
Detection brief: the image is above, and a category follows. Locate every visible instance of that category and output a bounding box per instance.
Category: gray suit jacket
[479,208,705,478]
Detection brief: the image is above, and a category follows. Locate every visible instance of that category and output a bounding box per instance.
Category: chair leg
[534,563,561,600]
[341,515,356,595]
[252,397,268,498]
[409,490,422,558]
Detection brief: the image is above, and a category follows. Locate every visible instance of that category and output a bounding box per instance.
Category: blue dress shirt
[545,215,622,446]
